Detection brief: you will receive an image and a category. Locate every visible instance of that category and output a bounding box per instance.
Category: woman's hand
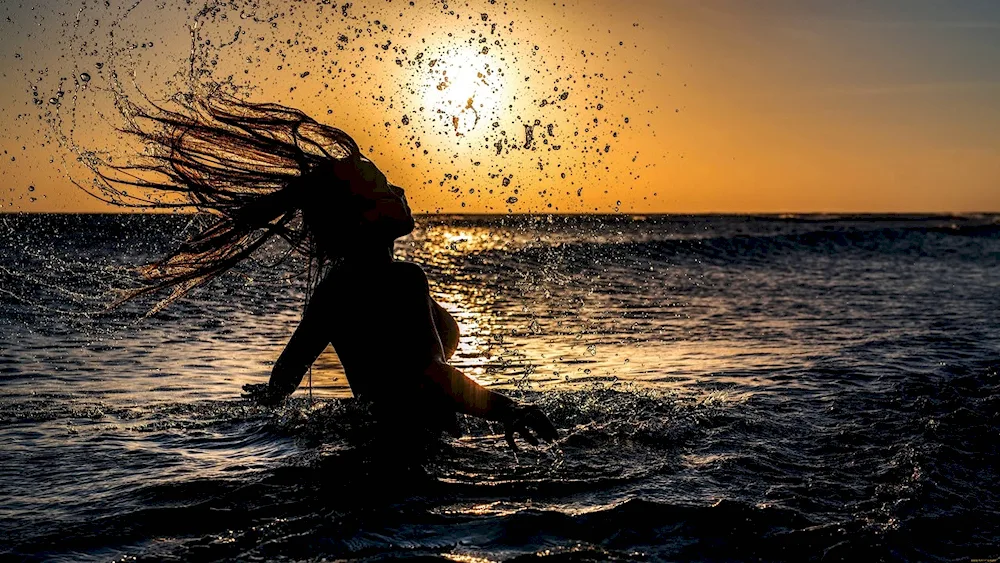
[500,403,558,450]
[241,382,287,406]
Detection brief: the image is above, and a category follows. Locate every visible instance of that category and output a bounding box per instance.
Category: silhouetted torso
[277,257,461,432]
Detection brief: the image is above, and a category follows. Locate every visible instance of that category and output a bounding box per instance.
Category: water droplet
[28,185,35,192]
[586,345,597,356]
[48,97,59,105]
[401,115,409,125]
[80,72,91,82]
[506,196,518,204]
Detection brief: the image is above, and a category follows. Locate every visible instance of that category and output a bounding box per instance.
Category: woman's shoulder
[385,260,429,286]
[386,259,426,275]
[320,260,428,289]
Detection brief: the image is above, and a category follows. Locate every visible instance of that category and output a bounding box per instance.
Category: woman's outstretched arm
[242,278,335,405]
[390,262,557,447]
[421,361,557,448]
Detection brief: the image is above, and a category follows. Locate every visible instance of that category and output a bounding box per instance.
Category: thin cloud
[835,19,1000,30]
[823,81,1000,96]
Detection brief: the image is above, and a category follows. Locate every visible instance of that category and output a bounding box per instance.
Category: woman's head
[300,155,414,253]
[347,157,414,239]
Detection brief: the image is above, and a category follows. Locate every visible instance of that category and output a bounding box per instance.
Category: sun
[415,45,508,137]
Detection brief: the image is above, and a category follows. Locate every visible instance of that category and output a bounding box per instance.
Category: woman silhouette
[91,94,557,449]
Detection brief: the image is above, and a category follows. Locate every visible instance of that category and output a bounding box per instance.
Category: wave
[459,223,1000,271]
[1,495,911,562]
[4,365,999,562]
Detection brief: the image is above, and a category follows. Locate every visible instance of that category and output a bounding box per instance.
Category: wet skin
[244,156,557,448]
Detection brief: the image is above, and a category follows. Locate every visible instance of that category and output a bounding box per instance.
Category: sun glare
[416,45,508,137]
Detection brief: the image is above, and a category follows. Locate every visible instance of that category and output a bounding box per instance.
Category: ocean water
[1,213,999,562]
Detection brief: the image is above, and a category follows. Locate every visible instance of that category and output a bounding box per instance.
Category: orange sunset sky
[1,0,998,214]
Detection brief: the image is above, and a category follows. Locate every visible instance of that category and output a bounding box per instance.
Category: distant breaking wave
[460,223,1000,272]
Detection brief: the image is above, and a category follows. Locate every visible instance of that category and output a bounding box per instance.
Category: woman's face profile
[338,156,415,240]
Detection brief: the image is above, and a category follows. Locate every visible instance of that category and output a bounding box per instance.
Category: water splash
[8,0,666,213]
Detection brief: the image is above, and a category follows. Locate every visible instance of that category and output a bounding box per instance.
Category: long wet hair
[84,92,361,314]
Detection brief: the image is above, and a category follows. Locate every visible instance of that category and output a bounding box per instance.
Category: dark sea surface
[1,213,999,562]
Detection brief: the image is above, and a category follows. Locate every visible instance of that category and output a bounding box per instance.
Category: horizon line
[2,210,998,217]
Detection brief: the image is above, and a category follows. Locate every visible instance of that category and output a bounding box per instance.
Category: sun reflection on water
[295,219,827,401]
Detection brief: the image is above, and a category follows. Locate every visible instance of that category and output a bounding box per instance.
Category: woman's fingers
[241,383,266,399]
[504,425,519,451]
[519,406,558,442]
[241,383,284,406]
[502,405,558,450]
[517,421,540,447]
[504,421,535,450]
[527,410,559,442]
